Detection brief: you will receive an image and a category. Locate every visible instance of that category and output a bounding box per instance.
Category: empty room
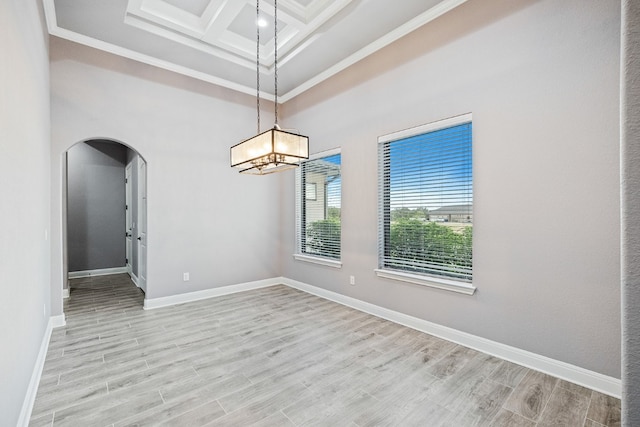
[2,0,639,426]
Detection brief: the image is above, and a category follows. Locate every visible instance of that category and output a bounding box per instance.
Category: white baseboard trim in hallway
[122,275,622,399]
[68,267,128,279]
[18,314,66,427]
[143,278,281,310]
[280,277,622,399]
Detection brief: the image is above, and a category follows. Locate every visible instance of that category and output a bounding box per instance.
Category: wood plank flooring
[30,274,621,426]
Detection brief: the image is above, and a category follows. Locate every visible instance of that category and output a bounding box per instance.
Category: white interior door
[125,164,133,275]
[137,160,147,293]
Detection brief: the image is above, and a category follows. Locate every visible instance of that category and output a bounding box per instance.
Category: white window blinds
[296,151,342,260]
[378,115,473,282]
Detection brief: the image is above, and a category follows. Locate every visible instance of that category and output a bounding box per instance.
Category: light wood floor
[30,274,621,426]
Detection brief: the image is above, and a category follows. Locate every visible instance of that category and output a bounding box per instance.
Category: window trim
[293,254,342,269]
[378,113,472,144]
[377,113,474,294]
[374,269,476,295]
[294,147,342,267]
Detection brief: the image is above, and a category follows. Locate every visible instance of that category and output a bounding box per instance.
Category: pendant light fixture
[230,0,309,175]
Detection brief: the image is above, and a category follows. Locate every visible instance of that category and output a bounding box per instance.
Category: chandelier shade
[231,126,309,175]
[230,0,309,175]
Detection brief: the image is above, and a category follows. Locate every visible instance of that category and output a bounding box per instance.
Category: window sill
[293,254,342,269]
[374,269,476,295]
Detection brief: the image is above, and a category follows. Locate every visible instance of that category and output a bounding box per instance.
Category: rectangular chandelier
[230,127,309,175]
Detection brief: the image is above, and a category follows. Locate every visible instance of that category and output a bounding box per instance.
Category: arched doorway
[63,138,147,305]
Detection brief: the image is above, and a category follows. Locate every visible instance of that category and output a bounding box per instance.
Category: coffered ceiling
[44,0,468,102]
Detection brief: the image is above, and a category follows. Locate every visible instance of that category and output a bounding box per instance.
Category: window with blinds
[296,150,342,260]
[378,114,473,282]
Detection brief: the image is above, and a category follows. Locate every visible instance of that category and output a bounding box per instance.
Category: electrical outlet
[349,275,356,286]
[183,272,190,282]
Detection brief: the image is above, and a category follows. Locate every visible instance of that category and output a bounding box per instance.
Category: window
[377,114,474,293]
[295,149,342,266]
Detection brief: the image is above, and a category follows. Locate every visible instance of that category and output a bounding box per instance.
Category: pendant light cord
[274,0,278,127]
[256,0,261,134]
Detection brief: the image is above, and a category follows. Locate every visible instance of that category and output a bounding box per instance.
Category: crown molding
[43,0,468,102]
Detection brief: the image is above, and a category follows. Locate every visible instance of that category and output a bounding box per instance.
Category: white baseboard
[17,313,66,427]
[62,288,69,299]
[280,277,622,399]
[51,314,66,328]
[68,267,128,279]
[143,278,281,310]
[92,274,622,398]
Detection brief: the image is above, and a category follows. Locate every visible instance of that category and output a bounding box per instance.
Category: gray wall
[621,0,640,423]
[50,36,281,306]
[67,140,127,272]
[280,0,621,378]
[0,0,51,424]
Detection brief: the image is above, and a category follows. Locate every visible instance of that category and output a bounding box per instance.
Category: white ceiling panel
[162,0,211,17]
